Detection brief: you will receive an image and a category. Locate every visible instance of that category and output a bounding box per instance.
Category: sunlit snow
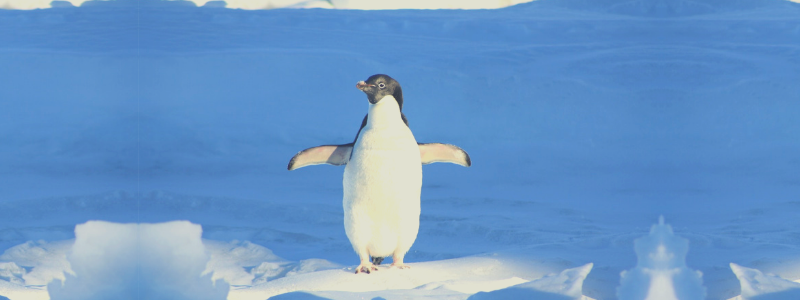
[730,263,800,300]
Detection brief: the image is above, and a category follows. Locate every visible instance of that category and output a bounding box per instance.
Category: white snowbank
[0,0,533,10]
[730,263,800,300]
[0,0,95,9]
[0,221,227,300]
[202,239,343,287]
[0,280,48,300]
[469,263,594,300]
[188,0,534,10]
[0,240,74,300]
[50,221,227,300]
[203,240,287,286]
[138,221,228,300]
[0,240,74,287]
[617,217,706,300]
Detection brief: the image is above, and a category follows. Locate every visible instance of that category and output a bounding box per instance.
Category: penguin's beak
[356,81,374,91]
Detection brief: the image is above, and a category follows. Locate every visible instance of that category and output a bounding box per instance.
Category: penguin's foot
[355,262,378,274]
[389,263,410,269]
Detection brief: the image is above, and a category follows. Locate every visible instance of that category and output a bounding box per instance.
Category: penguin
[288,74,470,274]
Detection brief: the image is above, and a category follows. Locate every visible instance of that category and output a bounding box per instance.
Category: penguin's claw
[355,263,378,274]
[390,263,410,269]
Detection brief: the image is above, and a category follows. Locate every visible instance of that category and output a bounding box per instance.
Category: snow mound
[0,221,228,300]
[0,240,74,287]
[0,240,73,300]
[0,280,48,300]
[203,240,287,286]
[730,263,800,300]
[202,239,342,287]
[617,217,706,300]
[468,263,593,300]
[49,221,227,300]
[0,0,91,10]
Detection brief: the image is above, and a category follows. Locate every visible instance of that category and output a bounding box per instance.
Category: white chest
[341,96,423,258]
[343,96,422,205]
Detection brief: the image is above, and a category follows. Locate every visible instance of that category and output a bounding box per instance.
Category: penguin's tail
[371,256,384,265]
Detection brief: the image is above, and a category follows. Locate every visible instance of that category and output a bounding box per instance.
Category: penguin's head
[356,74,403,110]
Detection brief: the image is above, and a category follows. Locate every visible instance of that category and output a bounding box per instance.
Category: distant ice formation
[0,0,533,10]
[175,0,535,9]
[0,0,94,9]
[730,263,800,300]
[617,217,706,300]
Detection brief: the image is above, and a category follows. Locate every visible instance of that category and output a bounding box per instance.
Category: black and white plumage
[288,74,470,274]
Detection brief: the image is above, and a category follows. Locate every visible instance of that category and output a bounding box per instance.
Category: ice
[202,239,288,286]
[469,263,594,299]
[730,263,800,300]
[0,221,595,299]
[228,253,592,300]
[0,0,94,9]
[0,221,228,300]
[50,221,227,300]
[320,0,534,10]
[0,241,72,300]
[169,0,535,10]
[0,240,73,287]
[617,217,706,300]
[0,281,48,300]
[0,241,71,300]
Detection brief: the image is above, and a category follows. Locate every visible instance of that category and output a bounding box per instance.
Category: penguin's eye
[378,83,386,89]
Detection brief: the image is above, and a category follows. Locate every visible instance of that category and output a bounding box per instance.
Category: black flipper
[418,143,471,167]
[353,114,369,142]
[287,144,354,170]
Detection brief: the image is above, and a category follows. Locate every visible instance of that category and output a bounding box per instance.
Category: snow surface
[0,221,591,300]
[730,263,800,300]
[1,0,800,299]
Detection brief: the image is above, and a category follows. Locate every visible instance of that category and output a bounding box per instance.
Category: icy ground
[1,0,800,299]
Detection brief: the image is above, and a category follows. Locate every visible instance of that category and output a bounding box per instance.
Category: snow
[24,221,227,300]
[0,240,73,288]
[1,0,800,299]
[469,263,593,299]
[0,221,587,300]
[617,217,706,300]
[730,263,800,300]
[0,0,533,10]
[0,0,90,10]
[228,255,542,299]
